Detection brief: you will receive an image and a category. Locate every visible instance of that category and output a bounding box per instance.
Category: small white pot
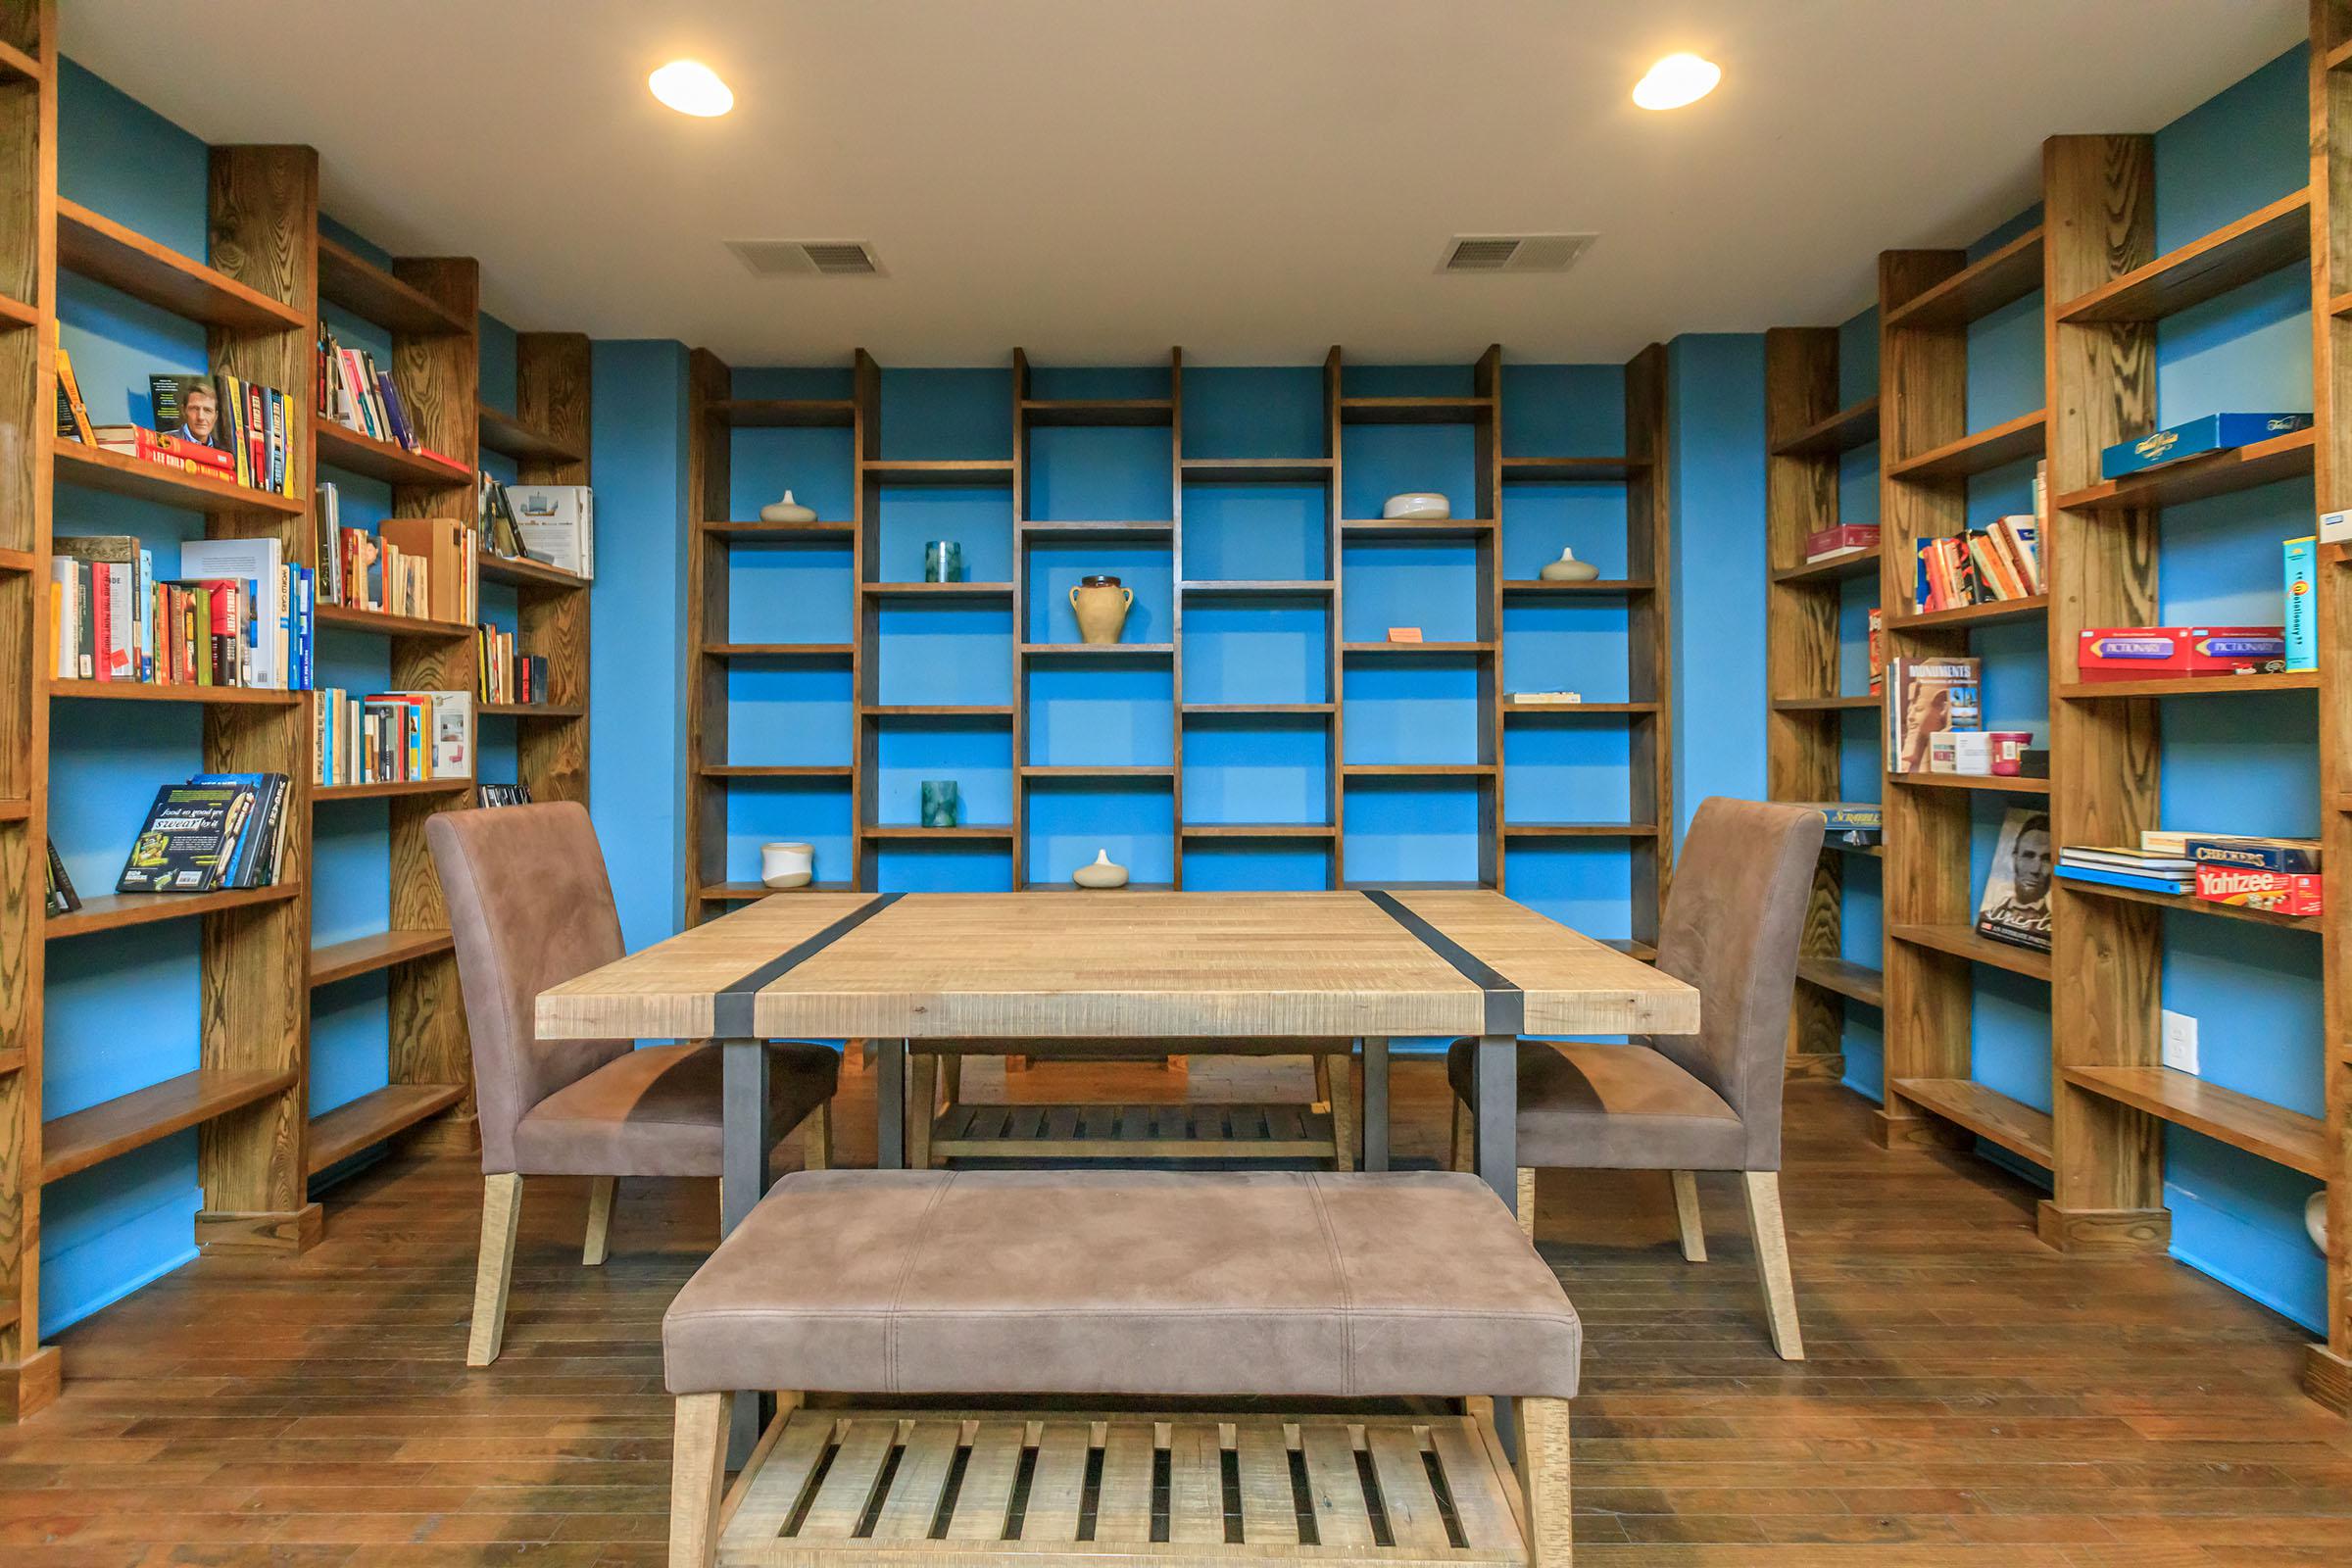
[1382,492,1450,520]
[759,491,817,523]
[760,841,814,889]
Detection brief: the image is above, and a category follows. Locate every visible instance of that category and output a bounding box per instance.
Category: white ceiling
[65,0,2304,367]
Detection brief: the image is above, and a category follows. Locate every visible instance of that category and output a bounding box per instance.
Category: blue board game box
[2100,413,2312,479]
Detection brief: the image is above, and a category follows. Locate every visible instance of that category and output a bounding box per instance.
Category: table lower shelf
[932,1102,1338,1161]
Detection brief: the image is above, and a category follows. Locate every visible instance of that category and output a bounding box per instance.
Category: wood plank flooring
[1,1055,2346,1566]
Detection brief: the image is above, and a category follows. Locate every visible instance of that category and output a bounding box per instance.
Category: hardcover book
[116,780,261,893]
[1976,806,2054,953]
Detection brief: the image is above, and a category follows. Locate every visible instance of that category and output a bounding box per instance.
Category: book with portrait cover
[1976,807,2055,953]
[116,779,261,893]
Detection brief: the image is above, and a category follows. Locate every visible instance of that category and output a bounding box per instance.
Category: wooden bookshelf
[308,928,453,987]
[54,442,305,514]
[2052,187,2311,322]
[40,1066,300,1185]
[45,885,300,939]
[304,1081,466,1175]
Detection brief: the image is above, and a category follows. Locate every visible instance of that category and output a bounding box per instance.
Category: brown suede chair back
[427,802,633,1174]
[1645,797,1825,1170]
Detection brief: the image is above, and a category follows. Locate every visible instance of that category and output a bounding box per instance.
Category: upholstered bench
[665,1169,1580,1567]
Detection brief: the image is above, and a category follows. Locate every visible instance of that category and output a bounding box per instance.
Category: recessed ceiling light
[650,60,734,118]
[1633,53,1720,111]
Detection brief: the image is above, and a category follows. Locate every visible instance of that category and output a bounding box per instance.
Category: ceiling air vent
[1438,233,1595,274]
[725,239,884,277]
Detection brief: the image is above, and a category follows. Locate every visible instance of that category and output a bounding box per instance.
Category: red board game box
[2194,864,2322,918]
[2077,626,2285,680]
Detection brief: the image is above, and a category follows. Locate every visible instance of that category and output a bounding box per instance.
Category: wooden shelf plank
[1796,956,1884,1008]
[698,881,855,902]
[1502,702,1661,716]
[704,642,856,659]
[859,704,1014,719]
[47,884,299,940]
[0,798,28,822]
[2053,428,2317,512]
[861,459,1015,486]
[861,581,1015,600]
[2061,1066,2327,1178]
[1892,1078,2054,1166]
[1179,458,1334,483]
[1345,763,1498,778]
[310,929,455,988]
[1017,519,1176,542]
[1341,641,1495,656]
[306,1083,467,1175]
[1771,693,1882,711]
[478,405,585,466]
[1888,594,2048,631]
[1018,643,1176,657]
[476,551,589,592]
[316,603,472,640]
[42,1067,299,1185]
[861,824,1015,839]
[1887,770,2052,796]
[0,291,37,329]
[1769,396,1882,457]
[701,764,854,778]
[1889,922,2051,981]
[51,677,297,707]
[1339,395,1493,424]
[0,33,41,83]
[1501,578,1655,597]
[1774,546,1881,584]
[1499,456,1646,481]
[2060,876,2321,932]
[1181,703,1337,717]
[1020,398,1173,427]
[313,777,471,803]
[2058,671,2318,700]
[316,421,470,487]
[56,198,307,330]
[1179,579,1336,597]
[1501,821,1660,837]
[1885,227,2047,330]
[315,236,467,333]
[2054,189,2312,322]
[1018,765,1176,779]
[55,442,305,515]
[1886,410,2047,483]
[701,518,857,540]
[1340,517,1495,540]
[714,398,857,428]
[477,703,585,719]
[1179,822,1337,839]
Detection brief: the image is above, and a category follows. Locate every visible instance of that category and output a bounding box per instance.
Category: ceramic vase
[759,491,816,523]
[924,541,964,582]
[920,780,960,828]
[2311,1190,2329,1252]
[1069,575,1133,644]
[1539,547,1600,582]
[1072,849,1129,889]
[760,841,814,889]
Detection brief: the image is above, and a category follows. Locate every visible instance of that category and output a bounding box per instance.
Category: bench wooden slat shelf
[932,1102,1336,1160]
[310,929,455,987]
[316,420,470,487]
[305,1082,466,1174]
[1769,394,1881,456]
[477,404,585,466]
[41,1067,299,1185]
[2061,1066,2328,1178]
[1893,1077,2055,1166]
[1885,409,2047,482]
[315,234,467,333]
[54,442,306,515]
[56,197,308,330]
[1885,226,2047,329]
[1889,922,2052,981]
[46,885,300,940]
[2054,189,2313,322]
[2053,427,2316,513]
[1796,956,1884,1008]
[2058,877,2321,931]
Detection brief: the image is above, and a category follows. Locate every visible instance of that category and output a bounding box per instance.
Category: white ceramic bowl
[1382,492,1450,520]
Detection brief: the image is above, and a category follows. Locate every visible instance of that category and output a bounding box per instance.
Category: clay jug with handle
[1070,574,1133,644]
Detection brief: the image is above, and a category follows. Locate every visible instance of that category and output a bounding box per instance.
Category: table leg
[876,1038,907,1170]
[1473,1033,1517,1212]
[719,1040,773,1467]
[1361,1037,1391,1172]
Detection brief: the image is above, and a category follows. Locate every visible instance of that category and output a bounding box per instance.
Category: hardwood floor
[1,1056,2346,1566]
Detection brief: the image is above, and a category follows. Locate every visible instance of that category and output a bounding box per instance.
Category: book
[116,779,262,893]
[54,346,94,442]
[477,782,534,808]
[149,373,236,460]
[1804,523,1878,563]
[1976,806,2054,953]
[2285,536,2318,672]
[188,773,290,888]
[44,838,80,916]
[508,484,593,578]
[1886,656,1981,773]
[2055,862,2194,896]
[180,537,286,689]
[2060,845,2197,875]
[2183,836,2322,875]
[1505,690,1582,705]
[2100,412,2314,479]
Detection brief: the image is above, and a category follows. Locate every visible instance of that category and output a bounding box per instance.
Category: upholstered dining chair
[427,802,840,1366]
[1448,796,1825,1359]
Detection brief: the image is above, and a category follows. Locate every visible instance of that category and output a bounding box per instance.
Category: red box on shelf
[2076,626,2285,680]
[1804,523,1879,562]
[2194,864,2322,917]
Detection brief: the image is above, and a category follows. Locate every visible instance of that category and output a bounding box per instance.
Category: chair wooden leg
[1741,1170,1804,1361]
[466,1172,523,1367]
[1516,1167,1537,1242]
[1326,1052,1356,1171]
[1512,1396,1573,1567]
[582,1175,616,1266]
[1450,1098,1474,1173]
[669,1391,733,1568]
[908,1053,939,1169]
[804,1099,832,1172]
[1670,1170,1706,1262]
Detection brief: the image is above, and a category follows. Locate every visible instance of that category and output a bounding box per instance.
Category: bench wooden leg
[1450,1098,1473,1173]
[1516,1167,1537,1241]
[669,1391,732,1568]
[467,1173,522,1367]
[1513,1396,1572,1566]
[908,1053,938,1169]
[1670,1170,1706,1262]
[1741,1170,1804,1360]
[1326,1051,1355,1171]
[582,1176,615,1266]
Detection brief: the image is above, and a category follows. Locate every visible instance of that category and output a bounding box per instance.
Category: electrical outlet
[2162,1008,2199,1074]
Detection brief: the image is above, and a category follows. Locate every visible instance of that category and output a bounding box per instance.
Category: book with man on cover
[1976,807,2055,954]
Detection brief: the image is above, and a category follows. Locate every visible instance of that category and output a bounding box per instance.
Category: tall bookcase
[0,5,595,1412]
[681,343,1670,941]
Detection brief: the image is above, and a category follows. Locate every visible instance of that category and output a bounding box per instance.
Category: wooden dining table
[536,887,1701,1233]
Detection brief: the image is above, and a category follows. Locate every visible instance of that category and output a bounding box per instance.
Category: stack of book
[478,473,527,559]
[49,534,314,690]
[52,354,303,500]
[1911,515,2041,614]
[316,329,441,459]
[314,689,472,789]
[116,773,292,894]
[312,489,479,624]
[475,624,548,706]
[2055,844,2196,896]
